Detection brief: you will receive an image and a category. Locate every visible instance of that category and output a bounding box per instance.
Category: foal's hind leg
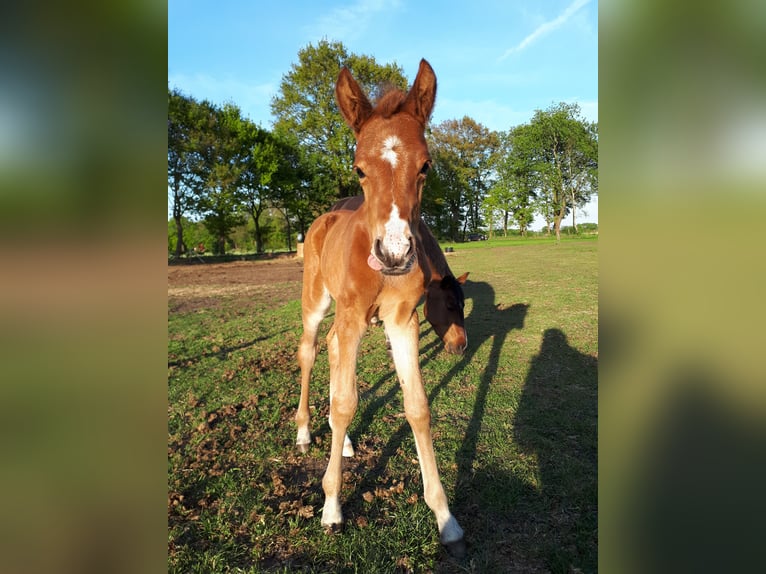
[326,323,355,458]
[296,287,331,452]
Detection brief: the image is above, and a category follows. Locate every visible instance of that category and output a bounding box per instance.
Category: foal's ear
[456,272,469,285]
[336,67,373,135]
[403,59,437,125]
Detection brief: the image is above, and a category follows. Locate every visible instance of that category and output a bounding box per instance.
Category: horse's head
[336,60,437,276]
[424,272,469,354]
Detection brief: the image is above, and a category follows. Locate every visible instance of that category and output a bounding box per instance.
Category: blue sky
[169,0,598,225]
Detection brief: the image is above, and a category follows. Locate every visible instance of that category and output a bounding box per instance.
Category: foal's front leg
[385,309,465,555]
[321,316,364,529]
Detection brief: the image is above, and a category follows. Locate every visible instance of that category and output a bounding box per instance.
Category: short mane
[373,88,407,119]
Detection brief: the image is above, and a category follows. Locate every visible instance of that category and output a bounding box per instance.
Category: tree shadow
[451,282,529,493]
[168,329,290,369]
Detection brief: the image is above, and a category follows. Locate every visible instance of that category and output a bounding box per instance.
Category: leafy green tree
[480,192,499,238]
[266,133,310,249]
[271,40,407,210]
[523,103,598,240]
[568,120,598,230]
[421,151,463,241]
[167,216,214,255]
[488,128,539,236]
[168,88,199,257]
[192,102,249,254]
[237,124,281,253]
[427,117,499,240]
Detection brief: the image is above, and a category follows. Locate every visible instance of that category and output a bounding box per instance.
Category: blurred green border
[2,1,765,572]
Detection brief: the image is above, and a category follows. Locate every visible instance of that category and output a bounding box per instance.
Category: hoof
[322,522,344,535]
[342,435,355,457]
[296,442,310,454]
[444,537,466,559]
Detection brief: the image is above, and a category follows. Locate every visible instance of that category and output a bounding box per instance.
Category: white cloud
[500,0,592,60]
[309,0,402,43]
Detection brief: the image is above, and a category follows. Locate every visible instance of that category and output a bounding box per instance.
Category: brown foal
[295,60,465,554]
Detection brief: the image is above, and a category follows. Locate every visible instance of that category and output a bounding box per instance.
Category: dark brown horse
[296,60,465,554]
[331,195,469,354]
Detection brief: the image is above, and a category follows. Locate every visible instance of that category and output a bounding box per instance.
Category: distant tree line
[168,40,597,256]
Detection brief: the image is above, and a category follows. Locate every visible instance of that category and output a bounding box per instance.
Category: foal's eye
[419,161,432,176]
[353,166,366,179]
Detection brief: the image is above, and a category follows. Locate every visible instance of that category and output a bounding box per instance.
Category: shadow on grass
[502,328,597,573]
[342,279,597,572]
[283,279,596,572]
[168,329,290,369]
[436,323,597,573]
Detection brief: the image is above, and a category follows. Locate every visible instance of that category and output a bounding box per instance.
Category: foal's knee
[404,401,431,429]
[298,338,317,364]
[330,393,358,429]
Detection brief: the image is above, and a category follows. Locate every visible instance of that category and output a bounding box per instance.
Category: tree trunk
[450,204,461,242]
[254,216,263,253]
[503,211,509,237]
[284,213,292,251]
[554,216,562,242]
[173,215,187,257]
[249,206,264,254]
[571,201,577,233]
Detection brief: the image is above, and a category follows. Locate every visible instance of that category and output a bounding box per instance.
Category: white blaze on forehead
[382,203,411,257]
[380,135,401,168]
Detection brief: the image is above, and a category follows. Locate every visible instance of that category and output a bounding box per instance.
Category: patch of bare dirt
[168,258,304,312]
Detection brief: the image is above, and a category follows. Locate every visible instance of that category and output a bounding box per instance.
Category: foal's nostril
[373,238,385,260]
[406,236,415,257]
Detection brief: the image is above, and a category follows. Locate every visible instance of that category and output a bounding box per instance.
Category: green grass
[438,233,598,252]
[168,240,597,573]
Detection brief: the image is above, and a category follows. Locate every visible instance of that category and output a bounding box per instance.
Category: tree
[167,216,214,255]
[192,102,248,255]
[523,103,598,241]
[487,128,539,236]
[421,150,463,241]
[427,117,499,240]
[568,121,598,231]
[168,88,198,257]
[263,132,309,250]
[238,125,281,253]
[270,40,407,211]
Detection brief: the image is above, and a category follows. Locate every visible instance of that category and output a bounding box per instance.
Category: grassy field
[168,238,597,573]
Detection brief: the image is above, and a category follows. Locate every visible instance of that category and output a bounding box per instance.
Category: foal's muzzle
[373,236,416,275]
